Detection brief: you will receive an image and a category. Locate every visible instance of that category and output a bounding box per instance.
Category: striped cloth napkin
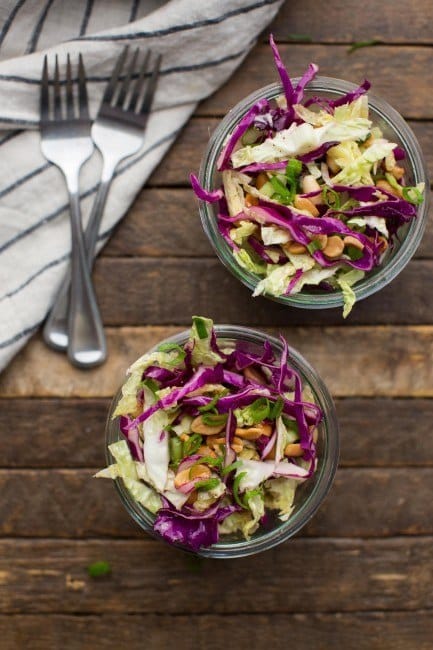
[0,0,283,371]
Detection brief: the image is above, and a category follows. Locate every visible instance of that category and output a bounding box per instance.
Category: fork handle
[66,179,107,368]
[43,164,114,354]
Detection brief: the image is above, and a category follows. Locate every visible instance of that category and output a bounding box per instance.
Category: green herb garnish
[202,413,228,427]
[322,187,341,209]
[195,478,220,491]
[183,433,203,457]
[269,396,284,420]
[221,460,243,476]
[192,316,209,339]
[402,186,424,205]
[233,471,249,509]
[307,239,322,255]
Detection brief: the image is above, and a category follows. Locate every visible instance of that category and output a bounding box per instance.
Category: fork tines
[98,47,161,127]
[40,53,90,125]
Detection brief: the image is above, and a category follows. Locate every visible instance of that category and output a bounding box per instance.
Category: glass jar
[197,79,430,310]
[105,325,339,558]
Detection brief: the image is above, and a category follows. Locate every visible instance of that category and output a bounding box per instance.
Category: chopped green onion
[156,342,186,365]
[345,245,364,261]
[244,397,271,424]
[183,433,203,457]
[282,417,299,433]
[244,487,263,505]
[402,186,424,205]
[194,456,223,469]
[241,127,261,146]
[202,413,228,427]
[87,561,111,578]
[270,176,293,204]
[322,187,341,209]
[198,395,220,413]
[384,173,402,192]
[139,377,159,394]
[259,181,275,197]
[169,437,183,465]
[269,397,284,420]
[286,158,303,182]
[195,477,220,491]
[233,472,249,509]
[221,460,243,476]
[192,316,209,339]
[307,239,322,255]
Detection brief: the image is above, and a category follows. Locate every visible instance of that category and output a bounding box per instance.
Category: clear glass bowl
[198,79,430,310]
[105,325,339,558]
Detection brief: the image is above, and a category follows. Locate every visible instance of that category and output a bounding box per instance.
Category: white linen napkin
[0,0,283,371]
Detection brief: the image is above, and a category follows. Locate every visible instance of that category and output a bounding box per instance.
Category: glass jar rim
[198,78,430,310]
[105,324,340,558]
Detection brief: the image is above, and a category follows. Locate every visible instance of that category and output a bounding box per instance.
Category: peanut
[189,464,212,480]
[294,195,319,217]
[391,166,405,180]
[343,235,364,251]
[186,491,198,505]
[256,173,268,190]
[384,152,396,172]
[376,179,402,197]
[180,433,189,442]
[245,193,259,207]
[323,235,344,259]
[300,175,322,205]
[235,422,273,440]
[284,443,303,457]
[191,415,225,436]
[326,154,340,174]
[197,445,217,458]
[285,241,307,255]
[208,435,243,454]
[244,366,267,386]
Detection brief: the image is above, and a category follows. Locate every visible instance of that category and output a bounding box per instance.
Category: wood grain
[148,118,433,186]
[0,468,431,538]
[270,0,433,44]
[0,538,431,613]
[103,188,433,259]
[198,45,433,119]
[90,258,433,326]
[2,398,432,468]
[1,326,432,398]
[2,611,433,650]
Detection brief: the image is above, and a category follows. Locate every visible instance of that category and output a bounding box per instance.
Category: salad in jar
[96,317,322,552]
[191,36,425,317]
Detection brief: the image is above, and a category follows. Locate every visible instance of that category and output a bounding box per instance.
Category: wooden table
[1,2,432,647]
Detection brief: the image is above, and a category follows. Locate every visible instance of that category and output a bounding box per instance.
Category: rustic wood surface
[0,2,432,648]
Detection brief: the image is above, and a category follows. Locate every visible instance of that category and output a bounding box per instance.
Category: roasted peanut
[244,366,267,386]
[186,491,198,505]
[189,464,212,480]
[343,235,364,251]
[323,235,344,259]
[376,179,402,197]
[208,435,243,453]
[294,195,319,217]
[180,433,189,442]
[245,193,259,207]
[197,445,217,458]
[326,154,340,174]
[363,135,374,148]
[235,422,273,440]
[300,175,322,205]
[191,415,225,436]
[378,236,389,253]
[285,241,307,255]
[256,173,268,190]
[391,166,405,180]
[284,443,304,457]
[384,152,396,172]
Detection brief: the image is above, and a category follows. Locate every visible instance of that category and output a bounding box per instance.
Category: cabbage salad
[96,316,322,552]
[191,36,424,317]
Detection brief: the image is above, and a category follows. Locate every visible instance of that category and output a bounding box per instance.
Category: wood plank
[2,398,432,468]
[270,0,433,44]
[198,45,433,119]
[2,611,433,650]
[0,538,431,613]
[0,468,431,538]
[148,118,433,186]
[90,258,433,327]
[1,326,432,398]
[103,188,433,259]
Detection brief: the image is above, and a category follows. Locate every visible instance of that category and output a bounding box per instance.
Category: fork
[43,47,162,353]
[40,54,106,368]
